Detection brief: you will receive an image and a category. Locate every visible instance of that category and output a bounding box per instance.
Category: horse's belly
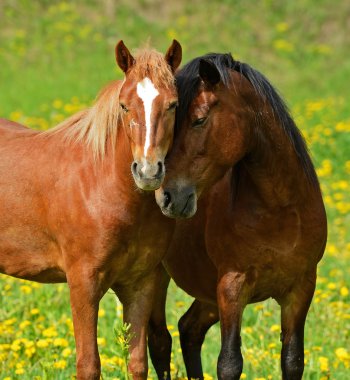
[0,226,64,283]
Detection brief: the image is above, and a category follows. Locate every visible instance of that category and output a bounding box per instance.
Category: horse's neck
[99,126,143,202]
[242,120,312,209]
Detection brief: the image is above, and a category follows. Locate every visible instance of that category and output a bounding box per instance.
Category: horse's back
[0,118,38,148]
[0,118,32,133]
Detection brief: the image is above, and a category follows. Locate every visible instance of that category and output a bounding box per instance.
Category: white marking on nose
[136,77,159,157]
[141,157,148,174]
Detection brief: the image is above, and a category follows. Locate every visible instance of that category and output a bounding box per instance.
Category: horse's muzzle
[131,160,165,191]
[155,185,197,218]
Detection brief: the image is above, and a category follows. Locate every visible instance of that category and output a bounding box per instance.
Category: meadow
[0,1,349,379]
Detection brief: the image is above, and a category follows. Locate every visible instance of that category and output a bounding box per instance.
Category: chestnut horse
[0,40,181,379]
[152,54,327,379]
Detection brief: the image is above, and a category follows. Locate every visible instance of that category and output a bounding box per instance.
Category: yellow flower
[166,28,177,40]
[243,327,253,334]
[9,111,23,121]
[319,356,329,372]
[53,338,69,347]
[36,339,51,348]
[335,121,350,132]
[20,285,32,294]
[273,39,294,52]
[97,337,106,347]
[270,324,280,332]
[30,308,40,315]
[53,99,63,109]
[10,341,22,351]
[327,282,337,290]
[98,308,106,317]
[42,327,58,337]
[62,347,72,357]
[276,22,289,32]
[53,359,67,369]
[335,347,350,361]
[314,44,332,55]
[340,287,349,297]
[25,345,36,358]
[345,161,350,174]
[19,320,31,330]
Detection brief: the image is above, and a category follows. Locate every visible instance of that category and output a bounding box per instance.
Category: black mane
[175,53,318,186]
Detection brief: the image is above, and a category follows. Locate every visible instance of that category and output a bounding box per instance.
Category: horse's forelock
[132,49,175,89]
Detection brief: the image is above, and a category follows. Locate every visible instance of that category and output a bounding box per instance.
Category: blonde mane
[43,49,175,159]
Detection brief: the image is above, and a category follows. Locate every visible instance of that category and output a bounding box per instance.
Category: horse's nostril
[156,161,164,177]
[163,191,171,208]
[131,161,138,175]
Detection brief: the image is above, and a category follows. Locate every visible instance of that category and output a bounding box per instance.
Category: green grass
[0,0,349,379]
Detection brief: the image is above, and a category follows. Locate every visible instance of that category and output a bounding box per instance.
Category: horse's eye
[192,117,208,128]
[167,101,178,111]
[120,103,129,113]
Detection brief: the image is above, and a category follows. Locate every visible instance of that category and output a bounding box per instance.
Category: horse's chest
[108,216,174,283]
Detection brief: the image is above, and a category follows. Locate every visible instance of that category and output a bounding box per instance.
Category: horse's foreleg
[280,272,316,380]
[67,267,104,380]
[148,265,172,380]
[178,299,219,380]
[115,266,163,380]
[216,271,249,380]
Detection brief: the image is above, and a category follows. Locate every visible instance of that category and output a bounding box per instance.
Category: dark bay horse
[0,40,181,379]
[152,54,327,379]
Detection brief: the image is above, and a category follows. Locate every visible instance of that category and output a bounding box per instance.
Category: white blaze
[136,77,159,157]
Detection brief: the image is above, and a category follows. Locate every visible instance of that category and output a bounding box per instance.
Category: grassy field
[0,1,349,379]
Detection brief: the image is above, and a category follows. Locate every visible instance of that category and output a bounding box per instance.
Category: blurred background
[1,0,349,114]
[0,1,349,379]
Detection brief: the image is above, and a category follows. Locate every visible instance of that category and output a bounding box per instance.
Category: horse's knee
[129,359,148,380]
[76,357,101,380]
[217,350,243,380]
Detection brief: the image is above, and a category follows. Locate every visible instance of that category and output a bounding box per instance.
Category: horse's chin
[133,177,163,192]
[155,187,198,219]
[160,204,197,219]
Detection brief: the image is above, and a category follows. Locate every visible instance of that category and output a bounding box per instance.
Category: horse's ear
[199,59,221,86]
[165,40,182,73]
[115,40,135,73]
